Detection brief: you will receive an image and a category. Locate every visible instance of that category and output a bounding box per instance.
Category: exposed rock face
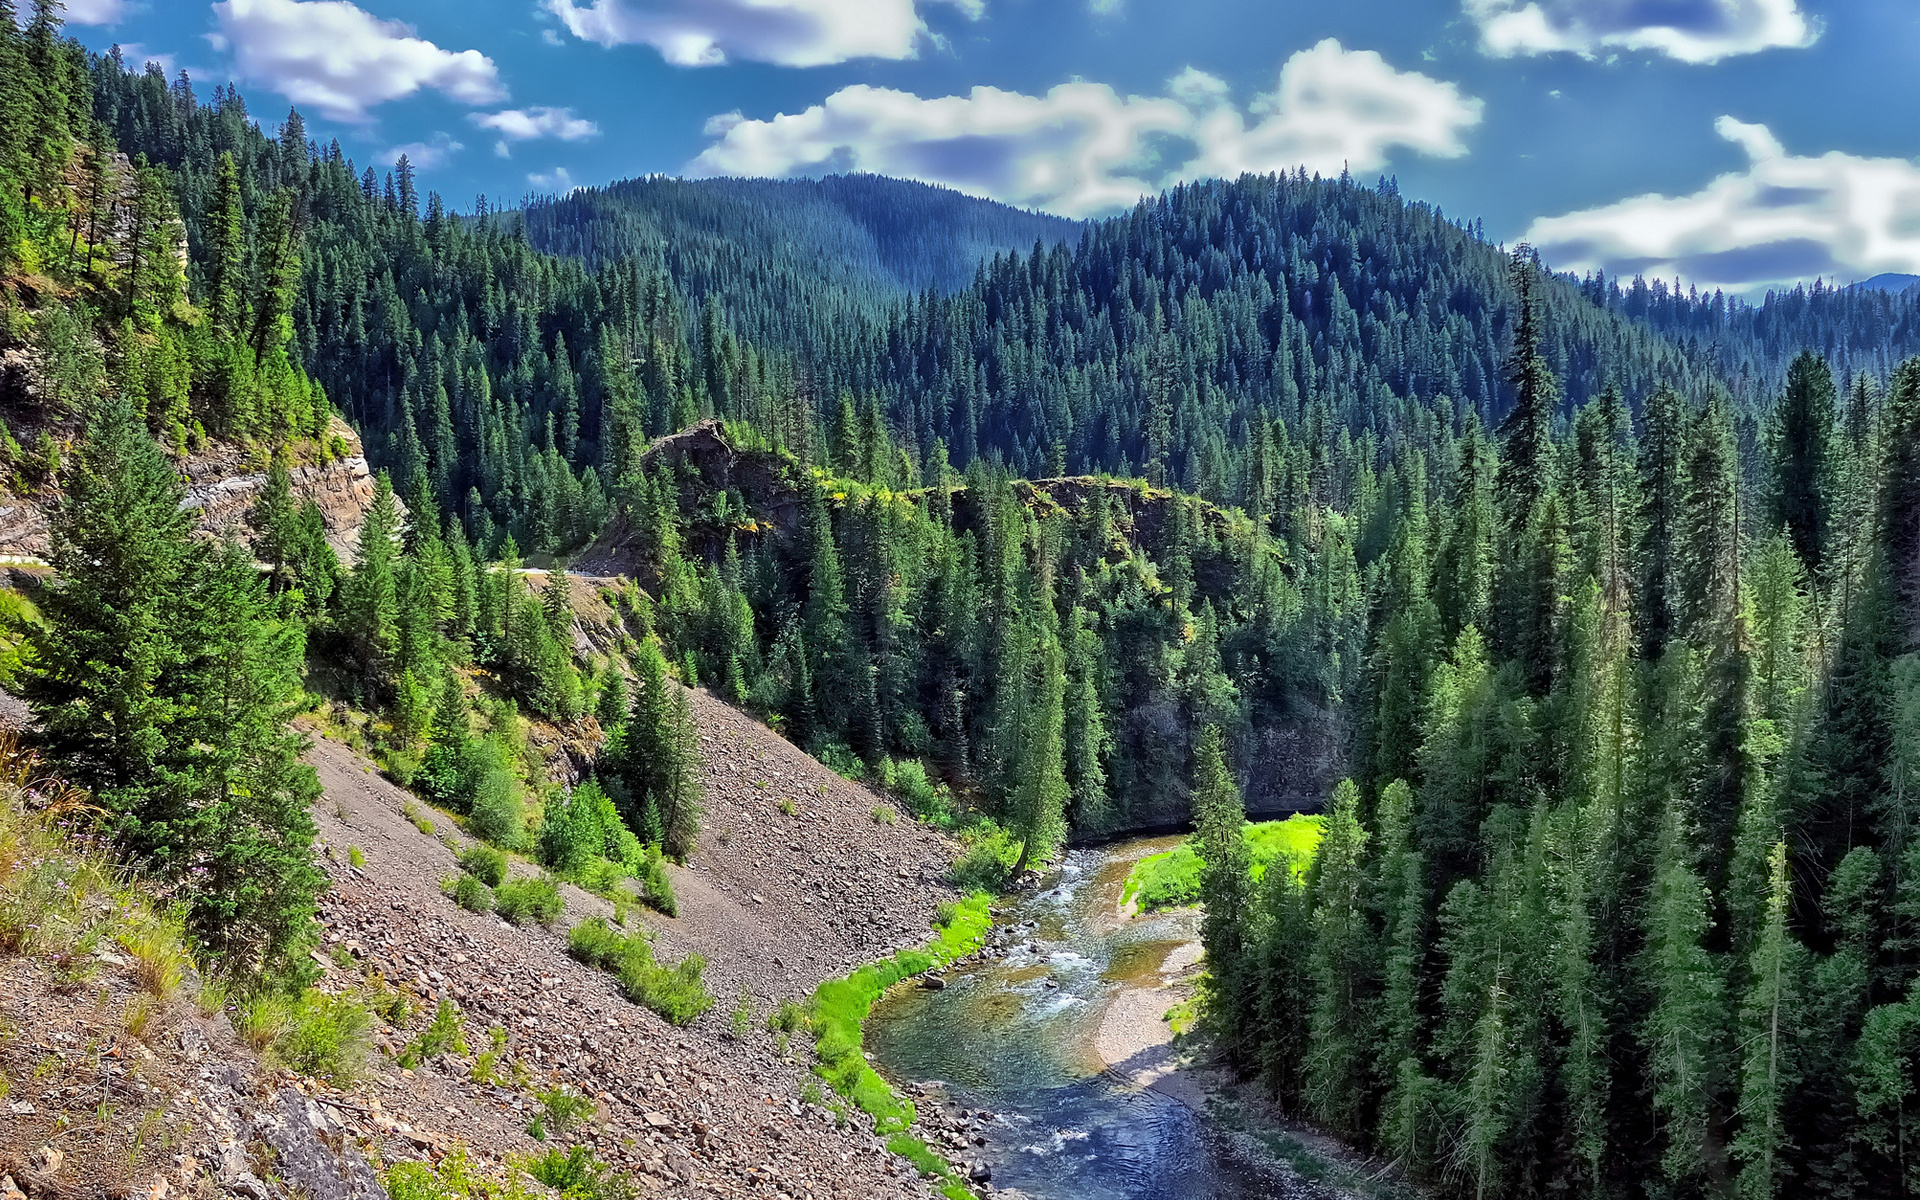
[0,419,390,561]
[575,420,802,580]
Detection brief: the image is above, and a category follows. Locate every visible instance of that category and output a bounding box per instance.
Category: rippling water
[867,839,1264,1200]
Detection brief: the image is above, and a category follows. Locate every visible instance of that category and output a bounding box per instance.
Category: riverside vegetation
[3,5,1920,1199]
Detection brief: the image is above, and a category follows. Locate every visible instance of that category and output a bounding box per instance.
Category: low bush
[458,845,507,887]
[398,999,468,1068]
[522,1146,636,1200]
[383,1145,527,1200]
[632,845,677,916]
[273,989,373,1085]
[494,876,563,925]
[812,741,865,781]
[947,826,1019,893]
[566,917,712,1025]
[469,768,525,849]
[533,1084,595,1139]
[450,873,494,912]
[877,757,947,821]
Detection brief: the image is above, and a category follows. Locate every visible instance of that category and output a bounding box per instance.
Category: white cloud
[528,166,578,192]
[383,132,463,170]
[541,0,980,67]
[64,0,131,24]
[1463,0,1817,63]
[690,83,1190,217]
[472,107,600,159]
[210,0,506,123]
[1181,39,1481,179]
[1522,118,1920,294]
[688,41,1482,218]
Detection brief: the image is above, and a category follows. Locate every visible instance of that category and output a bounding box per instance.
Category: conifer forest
[4,4,1920,1198]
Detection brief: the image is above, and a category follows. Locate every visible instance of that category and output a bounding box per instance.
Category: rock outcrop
[0,419,389,561]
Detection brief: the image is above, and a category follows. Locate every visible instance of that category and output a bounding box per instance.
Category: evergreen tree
[1305,778,1374,1137]
[176,537,326,975]
[24,393,194,858]
[1193,725,1252,1060]
[1769,351,1840,583]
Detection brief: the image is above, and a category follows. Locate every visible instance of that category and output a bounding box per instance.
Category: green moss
[1122,814,1326,912]
[803,892,992,1195]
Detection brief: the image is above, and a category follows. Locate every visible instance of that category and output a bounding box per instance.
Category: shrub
[523,1146,636,1200]
[457,845,507,888]
[619,950,712,1026]
[540,780,623,876]
[274,990,373,1085]
[877,757,945,820]
[566,916,627,970]
[633,845,677,917]
[536,1084,595,1138]
[470,1025,511,1086]
[449,873,494,913]
[494,876,563,925]
[768,999,806,1034]
[402,801,435,837]
[398,999,468,1068]
[566,917,713,1026]
[871,805,897,826]
[347,845,366,870]
[469,769,525,848]
[947,827,1018,893]
[813,741,865,780]
[382,1145,500,1200]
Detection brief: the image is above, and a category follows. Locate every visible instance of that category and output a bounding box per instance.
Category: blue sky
[61,0,1920,295]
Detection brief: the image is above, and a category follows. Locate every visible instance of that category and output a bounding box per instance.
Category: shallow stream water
[866,837,1265,1200]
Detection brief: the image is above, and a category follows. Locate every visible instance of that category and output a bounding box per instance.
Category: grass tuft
[567,917,713,1025]
[1122,814,1326,912]
[458,845,507,887]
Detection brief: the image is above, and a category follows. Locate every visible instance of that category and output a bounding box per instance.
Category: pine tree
[176,537,326,975]
[1733,842,1803,1200]
[205,151,247,340]
[24,393,194,857]
[1007,612,1068,877]
[1193,725,1252,1059]
[1305,778,1374,1137]
[1769,351,1840,583]
[1637,387,1688,661]
[340,473,400,691]
[1642,810,1730,1191]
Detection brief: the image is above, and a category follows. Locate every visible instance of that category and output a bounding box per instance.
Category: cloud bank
[1181,40,1481,180]
[689,40,1481,217]
[63,0,131,24]
[542,0,981,67]
[210,0,506,123]
[1524,118,1920,294]
[1463,0,1817,63]
[473,107,600,156]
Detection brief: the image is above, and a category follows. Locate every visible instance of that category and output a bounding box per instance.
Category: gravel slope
[302,685,967,1199]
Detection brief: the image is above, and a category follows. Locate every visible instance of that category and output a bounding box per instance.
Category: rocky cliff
[0,419,388,562]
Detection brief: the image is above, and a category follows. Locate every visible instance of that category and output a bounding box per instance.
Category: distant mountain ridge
[1848,272,1920,293]
[513,175,1083,348]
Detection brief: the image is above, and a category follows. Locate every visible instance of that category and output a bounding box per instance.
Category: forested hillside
[518,174,1081,351]
[1187,255,1920,1198]
[1578,269,1920,408]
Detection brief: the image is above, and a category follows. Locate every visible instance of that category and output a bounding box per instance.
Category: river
[866,837,1270,1200]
